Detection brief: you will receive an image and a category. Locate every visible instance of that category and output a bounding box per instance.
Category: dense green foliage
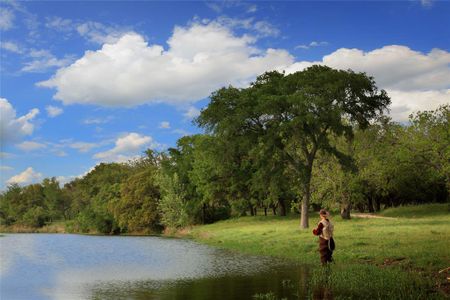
[197,66,391,228]
[1,66,448,233]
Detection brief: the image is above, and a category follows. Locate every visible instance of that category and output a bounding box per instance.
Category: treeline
[1,67,448,234]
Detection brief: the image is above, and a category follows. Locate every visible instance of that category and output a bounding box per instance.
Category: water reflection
[1,234,308,300]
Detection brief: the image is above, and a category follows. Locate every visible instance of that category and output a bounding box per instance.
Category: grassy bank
[186,203,449,299]
[0,221,67,233]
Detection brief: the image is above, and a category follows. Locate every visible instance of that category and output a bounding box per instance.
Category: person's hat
[319,209,330,217]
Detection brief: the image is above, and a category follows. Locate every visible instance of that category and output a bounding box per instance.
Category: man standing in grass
[313,209,335,265]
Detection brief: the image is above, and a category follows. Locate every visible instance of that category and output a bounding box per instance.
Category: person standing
[312,209,335,265]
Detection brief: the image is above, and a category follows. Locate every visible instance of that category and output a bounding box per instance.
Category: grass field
[186,203,450,299]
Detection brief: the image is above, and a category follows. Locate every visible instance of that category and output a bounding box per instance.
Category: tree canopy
[197,66,391,228]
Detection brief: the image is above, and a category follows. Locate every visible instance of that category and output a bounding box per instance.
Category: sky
[0,0,449,189]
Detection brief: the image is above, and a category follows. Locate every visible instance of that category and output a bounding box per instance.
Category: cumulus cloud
[286,45,450,122]
[16,141,46,151]
[38,21,293,106]
[6,167,43,185]
[0,98,39,144]
[387,90,450,121]
[37,17,448,122]
[159,121,171,129]
[93,133,155,162]
[46,105,63,117]
[320,46,450,91]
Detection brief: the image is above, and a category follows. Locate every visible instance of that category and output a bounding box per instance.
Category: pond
[0,234,310,300]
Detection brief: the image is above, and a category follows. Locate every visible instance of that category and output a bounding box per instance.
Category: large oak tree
[197,65,390,228]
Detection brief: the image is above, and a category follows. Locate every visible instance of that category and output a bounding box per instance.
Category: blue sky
[1,0,449,188]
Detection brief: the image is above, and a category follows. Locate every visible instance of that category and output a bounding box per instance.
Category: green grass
[380,203,450,218]
[188,203,449,299]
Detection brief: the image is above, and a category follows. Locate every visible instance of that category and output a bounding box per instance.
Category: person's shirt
[312,219,333,240]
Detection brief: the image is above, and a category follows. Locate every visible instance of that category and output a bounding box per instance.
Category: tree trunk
[250,205,255,216]
[300,181,310,228]
[340,203,352,219]
[264,207,267,216]
[367,196,374,213]
[272,205,277,215]
[375,196,381,212]
[254,207,257,216]
[278,198,286,216]
[202,203,207,224]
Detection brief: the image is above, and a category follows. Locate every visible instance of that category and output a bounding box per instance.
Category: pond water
[0,234,310,300]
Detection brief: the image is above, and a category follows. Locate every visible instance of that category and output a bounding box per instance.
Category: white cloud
[82,116,113,125]
[0,98,39,144]
[0,8,14,31]
[45,16,73,32]
[46,105,63,117]
[159,121,171,129]
[295,41,328,50]
[386,89,450,122]
[70,142,99,153]
[44,17,131,44]
[0,166,13,171]
[6,167,43,185]
[184,106,201,119]
[320,46,450,91]
[22,49,75,73]
[286,45,450,122]
[212,16,279,37]
[247,5,257,13]
[38,22,293,106]
[420,0,433,7]
[0,41,22,53]
[253,21,280,38]
[76,21,131,44]
[93,133,155,162]
[54,150,67,157]
[16,141,46,151]
[205,1,257,14]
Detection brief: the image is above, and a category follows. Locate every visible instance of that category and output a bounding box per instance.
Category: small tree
[158,173,189,229]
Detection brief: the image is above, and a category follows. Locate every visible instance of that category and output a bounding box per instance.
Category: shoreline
[2,205,449,298]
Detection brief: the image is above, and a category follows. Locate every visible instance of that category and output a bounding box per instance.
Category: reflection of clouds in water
[2,235,291,300]
[44,238,286,300]
[1,235,38,275]
[0,234,65,277]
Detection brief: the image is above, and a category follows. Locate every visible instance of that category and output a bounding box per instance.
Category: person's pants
[319,237,333,264]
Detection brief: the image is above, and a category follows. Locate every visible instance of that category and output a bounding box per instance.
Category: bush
[22,206,49,227]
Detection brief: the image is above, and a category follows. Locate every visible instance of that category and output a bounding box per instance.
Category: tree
[113,167,161,233]
[42,177,70,221]
[197,66,390,228]
[158,173,189,229]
